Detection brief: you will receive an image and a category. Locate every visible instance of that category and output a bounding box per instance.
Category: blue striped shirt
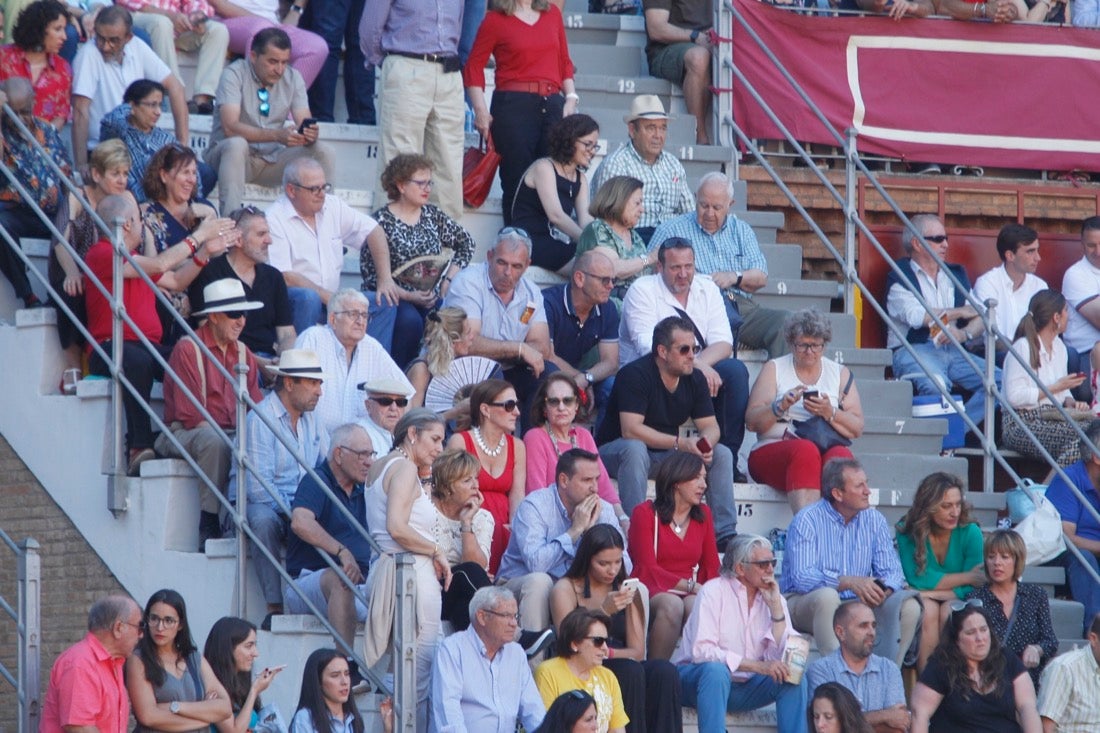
[648,212,768,299]
[780,499,904,596]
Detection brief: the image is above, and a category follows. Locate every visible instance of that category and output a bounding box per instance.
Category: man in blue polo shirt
[543,250,620,431]
[285,422,374,685]
[1046,419,1100,634]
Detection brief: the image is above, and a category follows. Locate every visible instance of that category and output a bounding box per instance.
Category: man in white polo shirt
[70,6,189,177]
[971,222,1046,365]
[1062,216,1100,374]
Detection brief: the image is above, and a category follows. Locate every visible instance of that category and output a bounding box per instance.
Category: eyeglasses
[340,445,377,461]
[922,234,948,243]
[793,342,825,353]
[578,140,599,152]
[120,619,146,632]
[229,205,262,225]
[370,396,409,408]
[744,558,778,568]
[256,88,270,117]
[95,32,128,49]
[147,613,179,629]
[483,609,520,622]
[674,344,702,355]
[585,636,609,647]
[134,101,162,110]
[489,399,521,412]
[948,598,983,614]
[545,396,577,408]
[334,310,368,322]
[408,178,433,189]
[581,271,614,288]
[289,182,333,195]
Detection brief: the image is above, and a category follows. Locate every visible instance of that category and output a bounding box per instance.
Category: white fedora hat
[263,349,328,381]
[623,94,671,124]
[193,278,263,316]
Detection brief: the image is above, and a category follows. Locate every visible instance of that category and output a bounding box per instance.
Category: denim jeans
[302,0,375,123]
[892,340,1001,427]
[678,662,808,733]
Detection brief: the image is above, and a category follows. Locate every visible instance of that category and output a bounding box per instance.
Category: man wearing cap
[356,378,410,455]
[189,206,295,368]
[643,0,712,145]
[229,348,329,622]
[156,278,265,549]
[295,288,414,435]
[591,94,695,243]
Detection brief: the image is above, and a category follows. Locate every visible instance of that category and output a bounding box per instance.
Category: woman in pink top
[524,373,626,530]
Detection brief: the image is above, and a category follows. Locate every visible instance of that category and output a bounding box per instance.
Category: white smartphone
[620,578,641,593]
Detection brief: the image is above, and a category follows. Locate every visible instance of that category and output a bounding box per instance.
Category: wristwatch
[734,271,744,289]
[584,371,595,385]
[170,702,181,715]
[690,29,700,42]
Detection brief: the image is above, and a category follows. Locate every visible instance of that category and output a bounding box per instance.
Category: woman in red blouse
[0,0,71,129]
[627,451,720,660]
[463,0,576,221]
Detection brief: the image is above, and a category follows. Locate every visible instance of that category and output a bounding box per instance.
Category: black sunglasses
[922,234,948,243]
[257,88,270,117]
[585,635,609,647]
[675,344,702,355]
[545,396,577,408]
[223,310,246,319]
[489,399,520,412]
[371,396,409,408]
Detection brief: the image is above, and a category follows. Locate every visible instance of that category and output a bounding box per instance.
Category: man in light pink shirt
[40,595,144,733]
[672,534,809,733]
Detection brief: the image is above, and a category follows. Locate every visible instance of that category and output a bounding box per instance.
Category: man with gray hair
[649,171,788,357]
[673,534,808,733]
[266,156,397,339]
[285,423,374,687]
[40,595,144,733]
[443,227,556,425]
[295,288,414,435]
[781,458,923,667]
[429,586,547,733]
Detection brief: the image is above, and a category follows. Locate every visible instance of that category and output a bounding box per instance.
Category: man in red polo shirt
[84,194,229,476]
[40,595,144,733]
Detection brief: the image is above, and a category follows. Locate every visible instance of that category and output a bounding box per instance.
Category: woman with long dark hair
[550,524,682,733]
[290,648,365,733]
[126,589,231,732]
[1003,288,1090,467]
[910,603,1041,733]
[204,616,284,733]
[626,451,720,660]
[807,682,873,733]
[536,689,600,733]
[895,471,985,671]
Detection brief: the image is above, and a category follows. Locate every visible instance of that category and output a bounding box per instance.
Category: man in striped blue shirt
[780,457,923,667]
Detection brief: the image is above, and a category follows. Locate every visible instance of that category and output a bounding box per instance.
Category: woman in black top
[910,603,1040,733]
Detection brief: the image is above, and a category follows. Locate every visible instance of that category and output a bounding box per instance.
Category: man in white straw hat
[228,348,330,625]
[156,278,265,550]
[591,94,695,243]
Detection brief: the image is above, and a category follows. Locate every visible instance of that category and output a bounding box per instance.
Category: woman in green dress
[576,175,655,306]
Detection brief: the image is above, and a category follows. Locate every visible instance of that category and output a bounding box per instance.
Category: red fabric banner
[730,0,1100,171]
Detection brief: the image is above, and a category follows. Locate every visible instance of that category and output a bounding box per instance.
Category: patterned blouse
[365,203,475,291]
[966,582,1058,688]
[0,46,72,123]
[100,103,181,204]
[0,117,70,211]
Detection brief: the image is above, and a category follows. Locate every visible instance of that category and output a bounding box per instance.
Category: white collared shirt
[618,273,733,365]
[1062,256,1100,352]
[266,194,378,293]
[971,264,1047,340]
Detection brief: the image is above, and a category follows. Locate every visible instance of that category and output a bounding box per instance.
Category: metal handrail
[0,529,40,733]
[714,0,1100,586]
[0,109,417,727]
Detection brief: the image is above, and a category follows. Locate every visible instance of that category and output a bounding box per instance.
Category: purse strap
[653,502,659,557]
[672,307,708,350]
[837,368,854,409]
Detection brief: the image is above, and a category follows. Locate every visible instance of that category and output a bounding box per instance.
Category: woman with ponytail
[1002,289,1090,467]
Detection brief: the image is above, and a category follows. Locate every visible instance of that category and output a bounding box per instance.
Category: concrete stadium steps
[561,12,649,46]
[850,416,953,455]
[569,43,649,78]
[760,243,803,280]
[754,277,838,312]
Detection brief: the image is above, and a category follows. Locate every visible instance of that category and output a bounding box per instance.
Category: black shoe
[348,660,370,693]
[520,628,556,658]
[734,469,749,484]
[716,534,738,554]
[198,511,222,551]
[260,612,281,631]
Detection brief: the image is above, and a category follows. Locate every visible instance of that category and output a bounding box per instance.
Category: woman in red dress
[446,378,526,574]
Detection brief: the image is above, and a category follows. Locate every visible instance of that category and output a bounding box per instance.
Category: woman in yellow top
[535,607,629,733]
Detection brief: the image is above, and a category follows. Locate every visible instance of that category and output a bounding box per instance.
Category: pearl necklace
[472,426,505,457]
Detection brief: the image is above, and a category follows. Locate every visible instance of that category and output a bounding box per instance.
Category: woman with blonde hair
[1003,289,1090,467]
[895,472,985,671]
[407,307,472,404]
[576,175,654,304]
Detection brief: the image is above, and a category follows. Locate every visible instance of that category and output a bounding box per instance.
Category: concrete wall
[0,434,127,733]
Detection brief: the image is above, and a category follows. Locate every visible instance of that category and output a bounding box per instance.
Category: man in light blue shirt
[781,457,922,666]
[806,601,910,732]
[228,349,329,620]
[496,448,628,632]
[430,587,545,733]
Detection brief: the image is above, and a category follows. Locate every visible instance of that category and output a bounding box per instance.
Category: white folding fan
[424,356,502,413]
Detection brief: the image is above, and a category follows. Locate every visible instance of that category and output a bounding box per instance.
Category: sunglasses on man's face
[370,396,409,408]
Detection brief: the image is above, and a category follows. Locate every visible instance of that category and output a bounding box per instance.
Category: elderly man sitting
[673,534,808,733]
[295,288,414,435]
[356,378,409,455]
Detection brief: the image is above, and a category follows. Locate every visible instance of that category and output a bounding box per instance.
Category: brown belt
[494,80,562,96]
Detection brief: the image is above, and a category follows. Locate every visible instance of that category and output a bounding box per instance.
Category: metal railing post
[844,127,857,315]
[393,553,417,733]
[18,538,41,733]
[983,299,998,493]
[107,216,127,515]
[234,362,249,618]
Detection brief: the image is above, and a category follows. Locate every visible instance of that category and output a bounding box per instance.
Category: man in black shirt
[597,315,737,547]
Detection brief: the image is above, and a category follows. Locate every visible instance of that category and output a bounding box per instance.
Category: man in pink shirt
[672,534,809,733]
[40,595,144,733]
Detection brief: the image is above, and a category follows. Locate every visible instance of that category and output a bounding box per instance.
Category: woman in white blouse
[1002,289,1090,469]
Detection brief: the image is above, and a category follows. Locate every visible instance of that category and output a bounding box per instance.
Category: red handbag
[462,134,501,209]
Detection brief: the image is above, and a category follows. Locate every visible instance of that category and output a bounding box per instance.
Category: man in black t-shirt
[189,206,295,365]
[597,315,737,547]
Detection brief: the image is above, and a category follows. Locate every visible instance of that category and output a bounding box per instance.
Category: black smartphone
[803,390,820,400]
[297,117,318,135]
[873,578,888,591]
